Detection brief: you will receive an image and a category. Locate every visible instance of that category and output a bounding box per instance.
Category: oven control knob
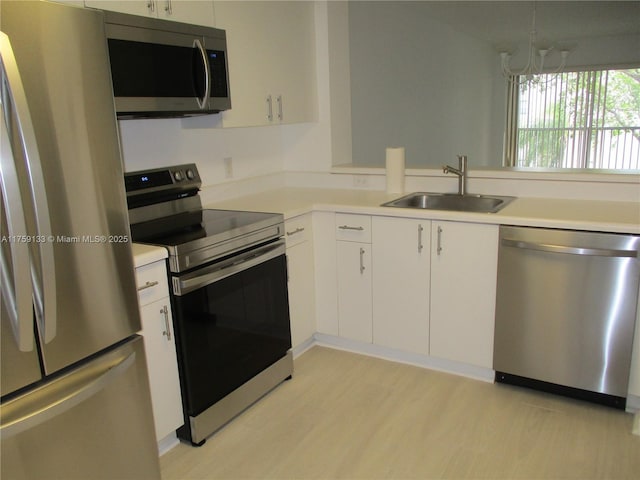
[173,171,184,182]
[186,169,196,180]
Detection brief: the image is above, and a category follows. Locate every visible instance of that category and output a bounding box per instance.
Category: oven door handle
[172,240,286,296]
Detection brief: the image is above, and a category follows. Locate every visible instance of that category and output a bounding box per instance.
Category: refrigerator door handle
[0,32,56,344]
[0,350,136,440]
[0,105,33,352]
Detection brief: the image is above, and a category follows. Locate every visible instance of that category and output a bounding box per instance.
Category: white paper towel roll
[385,147,405,194]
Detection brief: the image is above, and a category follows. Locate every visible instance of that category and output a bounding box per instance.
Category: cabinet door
[313,212,338,336]
[287,240,316,349]
[286,213,315,349]
[213,1,316,127]
[430,221,499,368]
[336,241,372,343]
[159,1,215,26]
[140,298,184,442]
[372,217,430,355]
[85,0,155,17]
[265,1,316,125]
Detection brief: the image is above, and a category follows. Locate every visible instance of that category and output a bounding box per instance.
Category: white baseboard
[292,337,316,359]
[312,333,495,383]
[157,432,180,456]
[626,394,640,413]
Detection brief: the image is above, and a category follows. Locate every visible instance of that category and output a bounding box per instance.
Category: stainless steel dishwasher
[494,226,640,409]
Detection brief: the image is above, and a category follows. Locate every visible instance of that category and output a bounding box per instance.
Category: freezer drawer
[1,336,160,480]
[494,226,640,407]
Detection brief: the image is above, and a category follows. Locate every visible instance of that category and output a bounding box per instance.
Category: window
[505,68,640,170]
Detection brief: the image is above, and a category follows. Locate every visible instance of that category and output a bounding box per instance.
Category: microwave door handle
[193,39,210,110]
[0,33,56,344]
[0,88,34,352]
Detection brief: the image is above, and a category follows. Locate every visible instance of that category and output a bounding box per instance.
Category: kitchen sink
[381,192,515,213]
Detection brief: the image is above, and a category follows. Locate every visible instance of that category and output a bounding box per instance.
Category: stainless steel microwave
[103,11,231,118]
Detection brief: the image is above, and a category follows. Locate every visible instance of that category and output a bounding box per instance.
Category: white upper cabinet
[372,216,431,355]
[84,1,215,27]
[429,221,499,369]
[212,1,317,127]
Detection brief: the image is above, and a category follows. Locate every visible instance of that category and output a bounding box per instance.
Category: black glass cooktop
[132,208,283,254]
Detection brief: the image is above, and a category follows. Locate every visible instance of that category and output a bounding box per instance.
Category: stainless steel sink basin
[381,192,515,213]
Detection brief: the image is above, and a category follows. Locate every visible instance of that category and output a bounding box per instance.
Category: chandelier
[499,3,570,84]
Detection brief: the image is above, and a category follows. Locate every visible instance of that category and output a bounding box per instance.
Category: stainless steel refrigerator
[1,1,161,478]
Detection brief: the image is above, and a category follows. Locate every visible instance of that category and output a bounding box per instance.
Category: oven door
[171,240,291,418]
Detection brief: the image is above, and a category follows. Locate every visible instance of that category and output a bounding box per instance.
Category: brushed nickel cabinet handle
[137,280,159,292]
[339,225,364,231]
[276,95,283,121]
[266,95,273,122]
[161,305,171,341]
[286,227,305,236]
[418,224,424,253]
[360,248,366,274]
[437,226,443,255]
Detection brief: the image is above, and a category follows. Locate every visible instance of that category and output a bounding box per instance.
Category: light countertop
[206,187,640,234]
[131,242,167,268]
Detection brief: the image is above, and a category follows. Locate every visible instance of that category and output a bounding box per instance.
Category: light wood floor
[160,346,640,479]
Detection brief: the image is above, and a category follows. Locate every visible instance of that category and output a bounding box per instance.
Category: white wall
[118,116,287,185]
[347,1,505,169]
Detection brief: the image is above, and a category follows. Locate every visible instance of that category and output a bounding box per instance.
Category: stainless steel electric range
[125,164,293,446]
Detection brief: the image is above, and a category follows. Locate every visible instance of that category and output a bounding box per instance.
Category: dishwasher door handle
[501,238,638,258]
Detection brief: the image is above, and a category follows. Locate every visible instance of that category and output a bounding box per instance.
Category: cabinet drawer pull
[339,225,364,231]
[418,224,424,253]
[137,280,159,292]
[360,248,366,274]
[286,227,305,236]
[161,305,171,341]
[437,226,443,255]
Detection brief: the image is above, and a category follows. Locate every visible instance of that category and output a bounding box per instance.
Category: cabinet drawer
[335,214,371,243]
[284,214,311,248]
[135,261,169,307]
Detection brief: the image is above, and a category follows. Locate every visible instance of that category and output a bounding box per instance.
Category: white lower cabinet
[313,212,339,336]
[309,212,499,374]
[285,214,316,350]
[372,216,431,355]
[337,240,372,343]
[429,221,499,368]
[335,214,372,343]
[135,259,183,448]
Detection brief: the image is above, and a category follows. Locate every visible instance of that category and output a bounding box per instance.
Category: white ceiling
[419,1,640,45]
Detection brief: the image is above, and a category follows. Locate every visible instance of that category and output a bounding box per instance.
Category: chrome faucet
[443,155,468,196]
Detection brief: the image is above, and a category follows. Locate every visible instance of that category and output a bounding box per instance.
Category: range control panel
[125,164,201,194]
